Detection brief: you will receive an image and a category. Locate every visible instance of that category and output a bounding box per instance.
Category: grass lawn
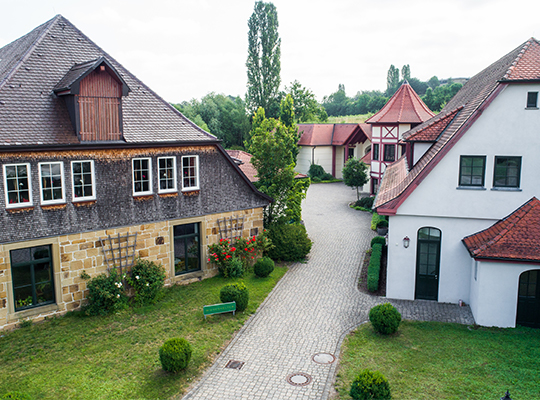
[0,266,287,400]
[327,114,374,124]
[335,320,540,399]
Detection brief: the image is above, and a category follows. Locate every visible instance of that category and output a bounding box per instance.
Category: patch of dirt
[358,247,387,297]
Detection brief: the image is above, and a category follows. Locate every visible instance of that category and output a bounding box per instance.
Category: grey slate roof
[0,15,216,147]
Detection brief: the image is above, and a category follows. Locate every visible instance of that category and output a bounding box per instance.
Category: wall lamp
[403,236,410,248]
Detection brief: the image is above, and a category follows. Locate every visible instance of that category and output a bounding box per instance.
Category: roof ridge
[502,39,531,80]
[404,106,463,141]
[0,14,60,91]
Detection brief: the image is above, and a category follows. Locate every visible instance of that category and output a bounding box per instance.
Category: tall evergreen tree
[246,1,281,118]
[401,64,411,81]
[386,65,400,96]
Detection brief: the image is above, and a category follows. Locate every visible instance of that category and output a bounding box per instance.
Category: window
[132,158,152,195]
[71,160,95,201]
[347,147,355,160]
[3,163,32,208]
[182,155,199,191]
[372,144,379,161]
[493,156,521,188]
[383,145,395,162]
[158,157,177,193]
[11,245,55,311]
[173,223,201,275]
[39,162,65,204]
[526,92,538,108]
[459,156,486,187]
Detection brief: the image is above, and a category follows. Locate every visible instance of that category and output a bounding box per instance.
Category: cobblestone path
[182,182,474,400]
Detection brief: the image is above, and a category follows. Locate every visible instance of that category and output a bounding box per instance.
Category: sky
[1,0,539,104]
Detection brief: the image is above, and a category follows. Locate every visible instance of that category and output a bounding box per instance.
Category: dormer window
[54,57,130,142]
[526,92,538,109]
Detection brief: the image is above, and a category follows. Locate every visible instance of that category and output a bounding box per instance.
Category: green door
[415,227,441,301]
[517,270,540,328]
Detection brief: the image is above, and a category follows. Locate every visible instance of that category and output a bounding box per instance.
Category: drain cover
[312,352,336,364]
[225,360,245,370]
[286,372,312,386]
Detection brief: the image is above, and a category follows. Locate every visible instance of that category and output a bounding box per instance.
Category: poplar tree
[246,1,281,118]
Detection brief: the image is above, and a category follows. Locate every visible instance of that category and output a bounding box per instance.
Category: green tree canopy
[342,158,369,200]
[285,80,327,123]
[401,64,411,81]
[386,65,400,96]
[246,1,281,119]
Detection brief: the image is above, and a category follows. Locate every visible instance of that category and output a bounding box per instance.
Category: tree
[246,1,281,119]
[285,80,327,123]
[322,84,351,116]
[342,158,368,200]
[401,64,411,81]
[386,65,400,96]
[428,76,440,89]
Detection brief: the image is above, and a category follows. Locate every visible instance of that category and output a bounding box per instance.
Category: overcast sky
[1,0,539,104]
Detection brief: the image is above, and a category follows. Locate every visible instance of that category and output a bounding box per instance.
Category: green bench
[203,301,236,319]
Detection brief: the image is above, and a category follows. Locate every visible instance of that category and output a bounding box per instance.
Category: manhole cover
[312,352,336,364]
[286,372,312,386]
[225,360,245,370]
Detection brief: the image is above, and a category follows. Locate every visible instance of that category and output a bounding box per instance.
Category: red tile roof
[226,150,258,182]
[366,81,434,124]
[360,150,371,165]
[297,123,369,146]
[463,197,540,262]
[374,38,540,213]
[502,39,540,81]
[403,107,463,142]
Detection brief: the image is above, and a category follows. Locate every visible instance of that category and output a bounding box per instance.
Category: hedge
[370,213,387,231]
[367,244,382,292]
[370,236,386,248]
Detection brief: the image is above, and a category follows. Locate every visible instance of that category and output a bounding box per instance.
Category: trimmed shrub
[370,236,386,248]
[376,220,389,229]
[311,176,322,183]
[159,338,192,372]
[369,303,402,335]
[350,369,391,400]
[367,244,382,292]
[355,196,375,209]
[308,164,325,179]
[370,213,387,231]
[254,257,275,278]
[127,258,166,306]
[266,223,312,261]
[321,172,334,181]
[224,256,244,278]
[83,269,128,316]
[1,392,32,400]
[220,282,249,312]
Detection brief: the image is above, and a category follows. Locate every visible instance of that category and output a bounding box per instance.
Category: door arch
[517,269,540,328]
[415,227,441,300]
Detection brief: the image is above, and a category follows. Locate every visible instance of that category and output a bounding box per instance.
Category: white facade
[296,146,333,176]
[386,83,540,327]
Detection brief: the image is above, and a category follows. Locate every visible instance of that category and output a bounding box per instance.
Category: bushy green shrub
[220,282,249,312]
[127,258,166,306]
[367,244,382,292]
[370,213,387,231]
[83,269,128,316]
[224,256,244,278]
[321,172,334,181]
[253,257,275,278]
[355,196,375,210]
[159,338,192,372]
[1,392,32,400]
[376,220,389,229]
[370,236,386,248]
[350,369,391,400]
[369,303,402,335]
[266,223,312,261]
[311,176,322,183]
[308,164,325,179]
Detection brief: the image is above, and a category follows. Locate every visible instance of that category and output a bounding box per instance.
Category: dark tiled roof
[0,15,216,147]
[403,107,463,142]
[463,197,540,262]
[366,81,434,124]
[374,38,540,212]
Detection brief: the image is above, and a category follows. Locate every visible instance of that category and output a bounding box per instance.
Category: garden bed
[358,247,386,297]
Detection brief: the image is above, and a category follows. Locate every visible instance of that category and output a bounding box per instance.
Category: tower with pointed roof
[366,81,434,193]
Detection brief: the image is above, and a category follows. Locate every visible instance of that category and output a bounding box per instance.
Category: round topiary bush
[370,236,386,248]
[253,257,275,278]
[266,223,312,261]
[1,392,32,400]
[350,369,391,400]
[369,303,402,335]
[220,282,249,312]
[308,164,325,179]
[159,337,192,372]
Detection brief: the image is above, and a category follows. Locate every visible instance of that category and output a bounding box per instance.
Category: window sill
[491,187,522,192]
[73,199,97,207]
[158,192,179,198]
[9,303,58,322]
[41,203,67,210]
[525,107,538,110]
[133,194,154,201]
[456,186,486,190]
[6,205,34,213]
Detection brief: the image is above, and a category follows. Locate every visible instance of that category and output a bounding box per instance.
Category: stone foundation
[0,207,264,331]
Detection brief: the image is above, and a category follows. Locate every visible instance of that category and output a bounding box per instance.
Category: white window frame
[38,161,65,205]
[181,155,199,191]
[3,163,33,209]
[71,160,96,201]
[157,157,177,194]
[132,157,153,196]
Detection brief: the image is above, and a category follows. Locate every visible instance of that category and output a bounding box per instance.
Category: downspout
[331,124,336,177]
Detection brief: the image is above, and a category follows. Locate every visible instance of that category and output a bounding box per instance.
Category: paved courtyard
[182,182,474,400]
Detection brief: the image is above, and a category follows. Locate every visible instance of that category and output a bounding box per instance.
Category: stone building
[0,15,270,330]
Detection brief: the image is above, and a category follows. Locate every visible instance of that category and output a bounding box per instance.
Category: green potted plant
[376,220,389,236]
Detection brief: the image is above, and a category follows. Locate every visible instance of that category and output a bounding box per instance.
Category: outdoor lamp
[403,236,410,248]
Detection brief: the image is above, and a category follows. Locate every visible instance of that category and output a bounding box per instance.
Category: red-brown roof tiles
[403,107,463,142]
[502,39,540,81]
[462,197,540,262]
[366,82,434,124]
[226,150,258,182]
[297,124,368,146]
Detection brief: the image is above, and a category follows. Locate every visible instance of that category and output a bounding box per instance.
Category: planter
[377,227,388,236]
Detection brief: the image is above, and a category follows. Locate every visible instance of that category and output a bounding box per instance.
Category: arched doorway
[517,269,540,328]
[415,227,441,300]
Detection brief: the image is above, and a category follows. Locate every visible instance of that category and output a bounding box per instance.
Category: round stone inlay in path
[312,352,336,364]
[286,372,312,386]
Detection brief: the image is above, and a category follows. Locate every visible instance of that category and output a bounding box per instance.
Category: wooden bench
[203,301,236,319]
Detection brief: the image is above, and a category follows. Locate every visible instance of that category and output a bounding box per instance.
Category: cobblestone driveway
[182,182,474,400]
